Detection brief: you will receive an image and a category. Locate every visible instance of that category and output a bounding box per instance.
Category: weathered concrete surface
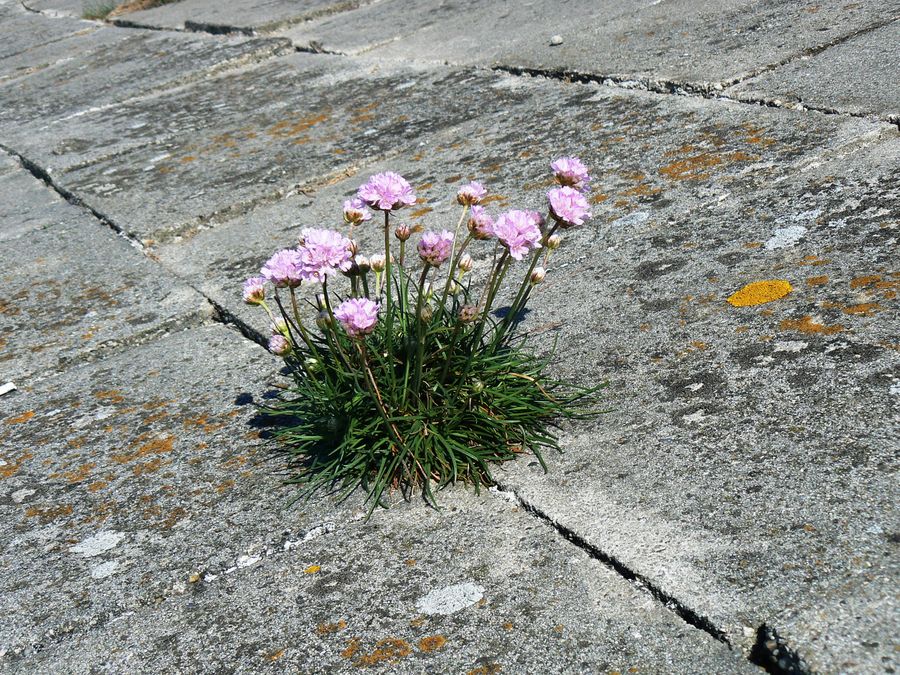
[0,325,753,673]
[0,154,208,381]
[122,0,363,32]
[280,0,900,86]
[727,19,900,122]
[34,56,538,242]
[0,28,290,171]
[0,5,97,61]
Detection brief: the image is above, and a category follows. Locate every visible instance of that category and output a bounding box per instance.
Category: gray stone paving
[1,0,897,671]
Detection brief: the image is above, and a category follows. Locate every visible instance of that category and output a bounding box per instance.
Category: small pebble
[550,35,563,46]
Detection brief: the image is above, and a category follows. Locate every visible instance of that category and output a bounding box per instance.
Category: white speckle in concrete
[236,554,261,569]
[90,561,119,579]
[685,382,704,392]
[70,531,125,557]
[416,582,484,615]
[550,35,563,46]
[11,488,36,504]
[611,211,650,228]
[774,340,808,353]
[765,225,807,250]
[682,410,707,425]
[890,382,900,396]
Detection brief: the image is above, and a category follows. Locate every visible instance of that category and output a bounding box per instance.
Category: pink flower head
[467,205,495,240]
[493,210,543,261]
[261,249,303,288]
[551,156,591,192]
[242,276,266,304]
[357,172,417,211]
[334,298,380,338]
[342,198,372,225]
[297,228,353,283]
[457,181,487,206]
[417,229,454,267]
[547,186,591,227]
[268,334,291,356]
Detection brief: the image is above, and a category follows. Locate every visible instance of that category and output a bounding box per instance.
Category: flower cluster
[242,157,600,513]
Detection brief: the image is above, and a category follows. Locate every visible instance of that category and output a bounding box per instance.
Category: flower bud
[394,223,411,241]
[458,305,479,323]
[470,378,485,395]
[348,239,359,256]
[449,280,462,295]
[530,267,546,285]
[370,254,386,273]
[457,253,473,273]
[268,334,291,356]
[419,304,433,322]
[356,255,370,273]
[242,276,266,305]
[272,318,289,337]
[316,310,331,329]
[546,234,561,250]
[316,293,328,311]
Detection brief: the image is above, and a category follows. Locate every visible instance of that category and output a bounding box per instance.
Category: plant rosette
[242,159,605,515]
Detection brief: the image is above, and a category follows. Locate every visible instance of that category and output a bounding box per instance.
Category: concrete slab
[0,27,290,170]
[122,0,363,32]
[0,159,208,382]
[0,6,97,61]
[0,324,755,672]
[20,0,86,19]
[280,0,900,86]
[154,75,900,670]
[727,20,900,122]
[43,55,537,242]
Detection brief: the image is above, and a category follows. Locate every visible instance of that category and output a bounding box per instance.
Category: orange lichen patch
[341,638,361,660]
[133,458,165,476]
[842,303,881,316]
[5,410,35,425]
[111,435,174,464]
[267,113,330,139]
[590,193,608,204]
[850,274,881,289]
[26,503,73,523]
[468,665,502,675]
[409,207,433,219]
[727,280,793,307]
[64,463,95,484]
[222,455,247,470]
[182,414,225,433]
[480,194,508,205]
[1,451,32,479]
[404,558,416,566]
[503,621,514,631]
[216,479,235,493]
[659,150,755,181]
[743,242,762,249]
[304,565,321,574]
[417,182,433,191]
[409,616,426,628]
[779,316,844,335]
[418,636,446,653]
[621,182,662,197]
[94,390,125,404]
[0,299,21,316]
[87,480,108,493]
[354,638,412,667]
[734,325,749,333]
[318,620,348,636]
[266,649,285,662]
[161,507,187,530]
[553,624,564,633]
[797,255,830,267]
[741,123,776,147]
[690,341,708,350]
[807,275,829,286]
[614,198,630,209]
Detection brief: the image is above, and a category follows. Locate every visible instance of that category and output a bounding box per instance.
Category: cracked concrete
[1,0,897,671]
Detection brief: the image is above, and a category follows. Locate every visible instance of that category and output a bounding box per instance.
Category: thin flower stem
[289,287,318,356]
[383,210,395,388]
[358,341,405,449]
[436,233,473,321]
[438,320,464,384]
[412,265,431,394]
[321,279,353,371]
[437,205,469,314]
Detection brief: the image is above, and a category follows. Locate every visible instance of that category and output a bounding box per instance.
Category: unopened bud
[530,267,546,285]
[370,254,386,273]
[348,239,359,256]
[272,318,289,337]
[268,334,291,356]
[316,294,328,311]
[457,253,473,273]
[316,310,331,329]
[546,234,561,250]
[449,280,462,295]
[356,255,370,273]
[459,305,479,323]
[419,305,433,322]
[395,223,411,241]
[470,378,485,394]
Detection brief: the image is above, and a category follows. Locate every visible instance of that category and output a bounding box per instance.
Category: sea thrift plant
[244,158,604,513]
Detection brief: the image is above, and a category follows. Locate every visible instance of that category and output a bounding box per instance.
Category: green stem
[412,265,431,394]
[383,211,395,387]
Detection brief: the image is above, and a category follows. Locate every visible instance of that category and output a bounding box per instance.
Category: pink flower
[551,156,591,192]
[297,228,354,283]
[417,230,454,267]
[343,198,372,225]
[334,298,380,337]
[357,172,417,211]
[457,181,486,206]
[242,276,266,304]
[261,249,303,288]
[547,186,591,227]
[493,210,543,261]
[467,205,495,240]
[268,334,291,356]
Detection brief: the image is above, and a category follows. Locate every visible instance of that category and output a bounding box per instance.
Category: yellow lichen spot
[5,411,35,425]
[503,621,514,631]
[188,572,202,583]
[590,193,608,204]
[404,558,416,566]
[317,619,348,635]
[779,316,844,335]
[468,664,502,675]
[266,649,285,662]
[354,638,412,666]
[727,280,793,307]
[743,242,762,249]
[806,275,829,286]
[304,564,321,574]
[418,635,446,653]
[341,638,361,660]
